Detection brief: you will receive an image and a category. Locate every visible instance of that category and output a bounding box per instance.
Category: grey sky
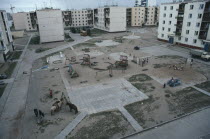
[0,0,171,12]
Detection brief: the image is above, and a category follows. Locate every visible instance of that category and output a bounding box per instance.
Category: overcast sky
[0,0,172,12]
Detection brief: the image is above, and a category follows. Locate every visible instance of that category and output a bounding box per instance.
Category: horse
[34,109,45,118]
[66,102,78,114]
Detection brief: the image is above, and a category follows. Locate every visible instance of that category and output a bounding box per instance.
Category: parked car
[0,74,7,79]
[0,81,5,85]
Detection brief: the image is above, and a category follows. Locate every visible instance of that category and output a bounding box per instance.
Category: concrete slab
[66,78,148,114]
[55,111,88,139]
[95,40,120,47]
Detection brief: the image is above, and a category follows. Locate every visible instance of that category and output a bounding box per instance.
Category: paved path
[0,34,91,139]
[0,78,14,84]
[119,107,143,132]
[34,36,90,59]
[192,86,210,97]
[55,111,88,139]
[124,108,210,139]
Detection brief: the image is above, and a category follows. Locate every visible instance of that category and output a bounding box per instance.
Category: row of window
[161,34,198,44]
[72,18,88,20]
[72,20,88,23]
[162,27,199,36]
[164,4,204,11]
[162,20,201,27]
[163,13,202,19]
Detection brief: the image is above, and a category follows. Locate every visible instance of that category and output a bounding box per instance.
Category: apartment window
[198,14,202,19]
[170,6,173,10]
[193,39,197,44]
[169,21,172,25]
[161,34,164,37]
[188,14,192,18]
[163,13,166,17]
[169,14,172,18]
[185,38,188,42]
[196,23,200,27]
[195,31,199,35]
[190,5,194,10]
[164,6,167,10]
[199,4,204,9]
[178,37,181,41]
[186,30,189,34]
[168,28,171,32]
[187,22,191,27]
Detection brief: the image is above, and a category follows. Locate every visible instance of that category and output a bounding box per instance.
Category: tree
[71,27,76,33]
[87,29,91,36]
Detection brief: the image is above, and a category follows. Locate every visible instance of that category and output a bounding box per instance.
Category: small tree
[71,27,76,33]
[87,29,91,36]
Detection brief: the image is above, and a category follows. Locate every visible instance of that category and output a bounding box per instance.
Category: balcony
[176,17,184,21]
[199,35,207,40]
[204,9,210,13]
[178,9,184,13]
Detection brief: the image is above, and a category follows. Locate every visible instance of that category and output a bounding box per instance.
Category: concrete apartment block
[94,7,127,32]
[131,7,146,27]
[62,9,93,28]
[145,6,159,26]
[12,12,37,31]
[0,10,14,62]
[158,0,210,49]
[37,9,64,43]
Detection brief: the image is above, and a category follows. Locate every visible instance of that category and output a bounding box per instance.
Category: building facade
[158,0,210,49]
[37,9,64,43]
[131,7,146,27]
[135,0,148,7]
[145,6,160,26]
[12,12,37,31]
[0,10,14,62]
[94,7,127,32]
[62,9,94,28]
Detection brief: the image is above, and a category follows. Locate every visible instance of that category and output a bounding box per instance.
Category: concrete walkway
[119,107,143,132]
[55,111,88,139]
[0,34,91,139]
[0,78,14,84]
[0,35,33,139]
[192,86,210,97]
[124,108,210,139]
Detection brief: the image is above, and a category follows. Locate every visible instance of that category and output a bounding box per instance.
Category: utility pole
[10,4,15,13]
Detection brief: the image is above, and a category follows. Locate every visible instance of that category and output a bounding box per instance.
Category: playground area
[26,27,210,138]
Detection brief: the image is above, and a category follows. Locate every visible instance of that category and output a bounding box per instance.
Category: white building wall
[176,2,205,48]
[158,1,207,48]
[0,10,13,52]
[12,12,27,30]
[71,10,93,27]
[37,9,64,43]
[94,7,126,32]
[158,3,179,41]
[109,7,126,32]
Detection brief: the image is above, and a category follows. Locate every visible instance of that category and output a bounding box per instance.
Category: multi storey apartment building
[135,0,148,7]
[12,12,37,31]
[37,9,64,43]
[62,9,93,28]
[145,6,160,26]
[158,0,210,49]
[131,7,146,27]
[94,7,127,32]
[0,10,14,62]
[126,6,159,27]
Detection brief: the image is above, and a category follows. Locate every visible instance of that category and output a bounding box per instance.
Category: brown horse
[66,102,78,114]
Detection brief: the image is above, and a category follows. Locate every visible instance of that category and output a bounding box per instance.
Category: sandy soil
[67,110,135,139]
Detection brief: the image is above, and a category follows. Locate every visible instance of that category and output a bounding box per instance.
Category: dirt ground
[67,110,135,139]
[125,73,210,129]
[22,69,78,139]
[26,27,210,138]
